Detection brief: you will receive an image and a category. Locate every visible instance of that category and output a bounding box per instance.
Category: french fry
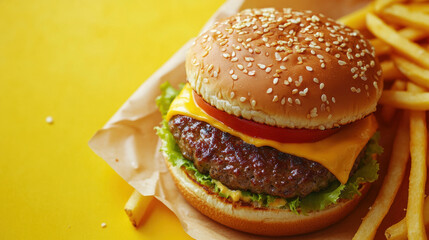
[370,39,392,56]
[381,80,406,123]
[406,3,429,13]
[353,112,410,240]
[393,56,429,89]
[382,60,403,80]
[366,13,429,69]
[337,3,373,29]
[379,90,429,110]
[374,0,405,12]
[386,197,429,240]
[381,4,429,32]
[370,27,428,56]
[124,190,154,228]
[406,82,427,240]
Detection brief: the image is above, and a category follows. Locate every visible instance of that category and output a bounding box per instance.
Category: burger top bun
[186,8,383,130]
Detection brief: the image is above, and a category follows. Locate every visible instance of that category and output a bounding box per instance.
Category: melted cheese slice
[166,84,378,184]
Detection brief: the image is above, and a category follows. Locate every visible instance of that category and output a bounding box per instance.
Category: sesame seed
[46,116,53,124]
[273,78,279,84]
[202,50,209,57]
[284,79,289,85]
[299,88,308,96]
[265,67,272,73]
[281,97,286,105]
[273,95,279,102]
[231,74,238,80]
[306,66,313,72]
[251,100,256,107]
[229,69,234,74]
[335,54,340,58]
[317,54,324,59]
[320,83,325,89]
[275,52,282,61]
[292,89,298,94]
[338,60,346,66]
[231,57,238,62]
[247,62,252,67]
[258,64,266,69]
[288,97,293,103]
[321,63,326,68]
[295,99,301,105]
[223,53,230,58]
[248,70,255,76]
[213,70,218,78]
[240,97,246,102]
[267,88,273,94]
[331,97,336,103]
[230,92,235,98]
[101,223,107,228]
[207,64,214,72]
[237,64,244,70]
[245,57,254,62]
[373,81,378,89]
[280,65,286,70]
[313,77,319,83]
[321,94,327,102]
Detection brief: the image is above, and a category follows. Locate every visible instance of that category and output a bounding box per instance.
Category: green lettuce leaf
[155,82,383,213]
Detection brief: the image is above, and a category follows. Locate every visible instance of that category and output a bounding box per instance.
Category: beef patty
[169,115,345,199]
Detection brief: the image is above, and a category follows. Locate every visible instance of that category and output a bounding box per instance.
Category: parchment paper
[88,1,405,239]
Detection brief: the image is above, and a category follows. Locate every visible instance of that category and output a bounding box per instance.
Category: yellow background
[0,0,224,239]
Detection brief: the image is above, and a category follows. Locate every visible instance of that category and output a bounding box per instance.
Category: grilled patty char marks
[168,115,342,199]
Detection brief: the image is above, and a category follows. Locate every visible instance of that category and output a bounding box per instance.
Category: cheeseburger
[156,8,383,236]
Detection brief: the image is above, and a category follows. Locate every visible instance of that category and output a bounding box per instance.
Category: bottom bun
[164,153,370,236]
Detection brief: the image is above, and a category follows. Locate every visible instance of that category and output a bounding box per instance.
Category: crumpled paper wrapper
[89,0,406,239]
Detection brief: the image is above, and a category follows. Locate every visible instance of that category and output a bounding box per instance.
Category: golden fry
[353,112,409,240]
[386,197,429,239]
[381,80,406,123]
[124,190,154,228]
[406,82,427,240]
[406,3,429,13]
[381,4,429,32]
[382,60,403,80]
[374,0,405,12]
[379,90,429,110]
[366,13,429,69]
[337,3,373,29]
[370,28,428,56]
[393,56,429,89]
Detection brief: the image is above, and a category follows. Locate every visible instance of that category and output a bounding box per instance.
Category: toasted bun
[186,8,383,130]
[164,153,371,236]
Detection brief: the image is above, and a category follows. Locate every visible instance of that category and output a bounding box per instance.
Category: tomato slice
[193,91,340,143]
